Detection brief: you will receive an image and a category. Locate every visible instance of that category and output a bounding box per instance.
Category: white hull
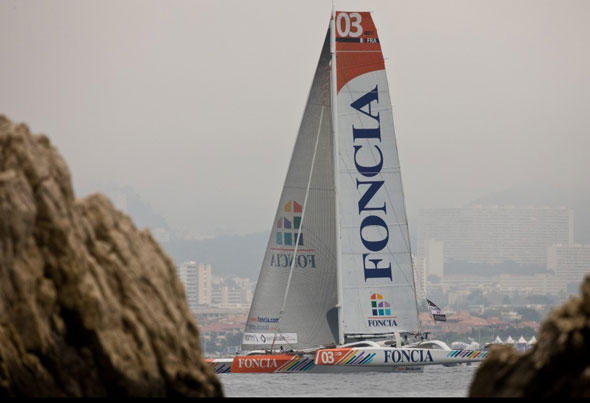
[207,345,486,374]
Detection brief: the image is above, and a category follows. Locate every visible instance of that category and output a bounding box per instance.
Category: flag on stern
[426,299,447,322]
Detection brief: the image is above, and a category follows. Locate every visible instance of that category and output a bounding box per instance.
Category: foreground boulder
[0,115,222,396]
[469,275,590,397]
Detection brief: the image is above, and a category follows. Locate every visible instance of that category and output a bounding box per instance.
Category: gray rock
[0,115,223,397]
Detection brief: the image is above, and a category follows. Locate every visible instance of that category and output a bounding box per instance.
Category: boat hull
[207,347,486,374]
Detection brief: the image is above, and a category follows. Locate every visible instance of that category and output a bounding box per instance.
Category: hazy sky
[1,0,588,237]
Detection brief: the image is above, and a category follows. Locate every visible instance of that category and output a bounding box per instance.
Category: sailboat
[208,10,486,374]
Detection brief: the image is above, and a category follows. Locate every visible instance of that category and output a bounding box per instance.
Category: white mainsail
[242,11,420,351]
[334,11,420,340]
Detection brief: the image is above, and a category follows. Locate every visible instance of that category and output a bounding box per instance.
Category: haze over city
[1,0,588,241]
[2,1,590,396]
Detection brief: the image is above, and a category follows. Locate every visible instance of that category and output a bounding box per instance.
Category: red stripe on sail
[335,11,385,93]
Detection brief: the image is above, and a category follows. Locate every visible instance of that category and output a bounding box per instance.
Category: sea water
[218,363,479,397]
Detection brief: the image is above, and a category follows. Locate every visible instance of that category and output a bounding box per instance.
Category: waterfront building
[425,239,444,279]
[496,273,563,295]
[178,262,255,309]
[198,263,213,305]
[412,256,427,306]
[417,205,574,266]
[177,261,199,310]
[547,244,590,294]
[211,277,253,308]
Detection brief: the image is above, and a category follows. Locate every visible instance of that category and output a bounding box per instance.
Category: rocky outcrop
[0,115,222,396]
[469,275,590,397]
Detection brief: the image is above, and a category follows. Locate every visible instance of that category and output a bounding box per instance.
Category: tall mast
[330,7,344,346]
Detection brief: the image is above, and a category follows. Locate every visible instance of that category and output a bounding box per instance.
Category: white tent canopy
[451,341,469,350]
[494,336,503,344]
[528,336,537,345]
[505,336,515,344]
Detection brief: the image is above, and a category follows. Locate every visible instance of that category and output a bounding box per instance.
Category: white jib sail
[242,29,339,351]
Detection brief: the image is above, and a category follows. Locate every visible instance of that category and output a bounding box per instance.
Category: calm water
[219,364,479,397]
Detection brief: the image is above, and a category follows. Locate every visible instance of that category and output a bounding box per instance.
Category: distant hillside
[103,183,589,281]
[94,186,268,279]
[160,232,269,280]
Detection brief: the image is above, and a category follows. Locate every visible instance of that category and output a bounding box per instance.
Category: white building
[425,239,444,279]
[211,276,253,308]
[197,263,213,305]
[412,256,427,304]
[417,205,574,266]
[177,261,199,310]
[178,261,254,309]
[547,244,590,294]
[496,273,563,295]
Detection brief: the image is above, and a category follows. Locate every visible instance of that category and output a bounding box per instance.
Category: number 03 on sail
[208,10,486,374]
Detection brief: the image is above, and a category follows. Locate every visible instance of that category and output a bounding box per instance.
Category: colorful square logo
[370,293,391,316]
[276,200,304,246]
